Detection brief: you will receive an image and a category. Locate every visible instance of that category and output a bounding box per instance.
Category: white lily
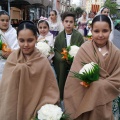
[36,42,51,57]
[69,45,79,57]
[87,30,92,37]
[79,62,95,74]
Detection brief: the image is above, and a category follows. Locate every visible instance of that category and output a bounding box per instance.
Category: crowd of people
[0,7,120,120]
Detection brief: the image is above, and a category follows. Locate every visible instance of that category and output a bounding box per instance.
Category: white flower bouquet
[61,45,79,63]
[36,41,51,57]
[71,62,100,87]
[31,104,70,120]
[86,20,92,40]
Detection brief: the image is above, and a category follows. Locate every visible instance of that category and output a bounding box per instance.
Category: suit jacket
[53,29,84,99]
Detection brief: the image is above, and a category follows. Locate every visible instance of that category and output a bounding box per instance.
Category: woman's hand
[2,51,12,59]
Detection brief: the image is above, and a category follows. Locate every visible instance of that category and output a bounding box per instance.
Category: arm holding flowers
[1,43,12,58]
[0,27,19,58]
[54,34,66,62]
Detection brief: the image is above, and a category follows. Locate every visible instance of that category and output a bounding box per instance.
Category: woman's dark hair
[17,20,38,36]
[37,20,49,29]
[82,11,87,14]
[101,7,109,13]
[51,10,57,16]
[61,12,75,22]
[92,15,111,29]
[0,10,10,18]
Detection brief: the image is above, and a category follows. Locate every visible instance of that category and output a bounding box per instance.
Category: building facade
[52,0,71,14]
[0,0,53,21]
[79,0,87,10]
[86,0,105,13]
[60,0,66,13]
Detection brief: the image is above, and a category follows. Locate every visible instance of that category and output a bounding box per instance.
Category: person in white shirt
[37,17,54,64]
[0,10,19,80]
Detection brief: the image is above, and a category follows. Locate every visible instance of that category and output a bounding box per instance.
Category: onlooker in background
[48,10,64,38]
[11,19,14,27]
[12,19,19,30]
[86,12,95,39]
[98,7,110,16]
[53,11,84,100]
[112,27,120,49]
[77,11,88,36]
[88,12,95,21]
[0,10,19,80]
[113,19,120,50]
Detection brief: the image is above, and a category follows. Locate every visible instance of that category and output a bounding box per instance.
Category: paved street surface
[112,29,120,49]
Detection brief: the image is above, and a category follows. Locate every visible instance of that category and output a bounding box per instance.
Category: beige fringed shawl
[0,48,59,120]
[64,40,120,120]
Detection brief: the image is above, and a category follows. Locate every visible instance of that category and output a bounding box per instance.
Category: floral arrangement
[88,20,92,25]
[86,20,92,40]
[36,41,53,57]
[71,62,100,87]
[0,36,11,52]
[2,43,11,52]
[61,45,79,63]
[87,30,92,40]
[74,22,78,29]
[31,104,70,120]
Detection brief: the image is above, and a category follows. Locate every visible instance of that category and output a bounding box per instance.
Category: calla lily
[71,62,99,87]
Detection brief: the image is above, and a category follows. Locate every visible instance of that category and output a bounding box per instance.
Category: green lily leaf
[70,62,100,85]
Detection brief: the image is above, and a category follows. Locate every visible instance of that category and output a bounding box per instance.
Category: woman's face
[38,22,49,36]
[50,11,57,21]
[91,21,111,47]
[18,29,37,56]
[0,14,9,32]
[101,8,109,16]
[83,12,87,18]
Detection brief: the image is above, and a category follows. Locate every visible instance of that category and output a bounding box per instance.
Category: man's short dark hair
[62,12,75,22]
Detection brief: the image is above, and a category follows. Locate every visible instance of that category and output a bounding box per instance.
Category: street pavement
[112,29,120,49]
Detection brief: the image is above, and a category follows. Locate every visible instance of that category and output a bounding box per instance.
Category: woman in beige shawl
[0,21,59,120]
[64,15,120,120]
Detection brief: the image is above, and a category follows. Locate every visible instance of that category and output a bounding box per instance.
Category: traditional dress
[53,29,84,99]
[77,16,88,36]
[0,25,19,49]
[0,25,19,80]
[64,40,120,120]
[37,32,55,74]
[37,32,54,47]
[48,16,64,38]
[0,48,59,120]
